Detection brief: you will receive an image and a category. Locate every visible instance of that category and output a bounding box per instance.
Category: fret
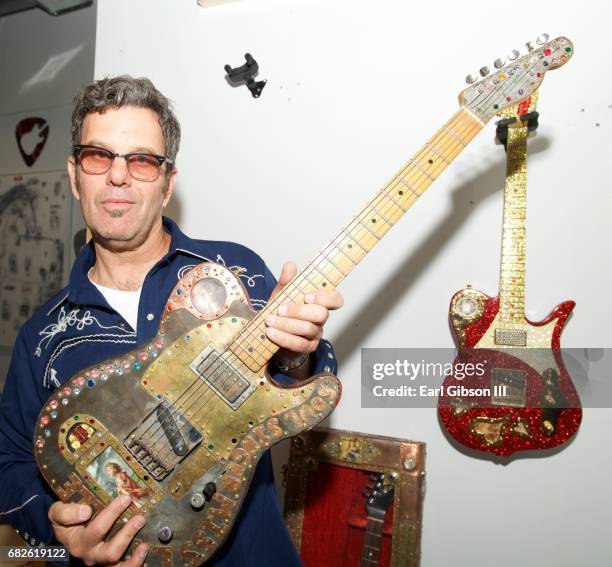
[343,222,379,251]
[354,215,383,241]
[319,249,349,277]
[324,241,358,269]
[382,187,407,212]
[310,261,342,287]
[442,125,467,146]
[330,237,367,267]
[372,192,405,221]
[425,141,451,165]
[294,267,322,295]
[394,174,421,197]
[366,200,395,228]
[335,230,369,264]
[410,158,436,182]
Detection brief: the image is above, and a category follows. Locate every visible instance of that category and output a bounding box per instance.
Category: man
[0,76,342,566]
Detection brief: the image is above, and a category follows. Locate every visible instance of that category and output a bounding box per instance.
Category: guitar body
[438,288,582,456]
[34,262,340,565]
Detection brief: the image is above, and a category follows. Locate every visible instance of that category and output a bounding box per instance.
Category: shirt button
[147,313,155,321]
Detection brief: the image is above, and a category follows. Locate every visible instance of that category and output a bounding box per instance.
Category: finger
[81,495,132,549]
[121,543,151,567]
[304,290,344,310]
[276,303,328,325]
[48,501,92,527]
[265,314,321,340]
[93,515,147,565]
[269,261,298,301]
[265,326,319,354]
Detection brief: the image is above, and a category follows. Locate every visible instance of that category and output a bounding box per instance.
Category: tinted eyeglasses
[73,144,174,182]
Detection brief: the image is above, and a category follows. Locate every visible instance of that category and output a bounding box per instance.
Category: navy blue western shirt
[0,217,337,565]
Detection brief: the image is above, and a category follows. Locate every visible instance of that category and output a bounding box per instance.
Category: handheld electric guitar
[361,473,395,567]
[35,36,574,564]
[438,91,582,456]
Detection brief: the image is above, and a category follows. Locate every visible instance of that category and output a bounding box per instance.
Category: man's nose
[107,156,130,185]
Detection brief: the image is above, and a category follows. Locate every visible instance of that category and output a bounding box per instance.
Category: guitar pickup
[190,344,256,410]
[494,329,527,346]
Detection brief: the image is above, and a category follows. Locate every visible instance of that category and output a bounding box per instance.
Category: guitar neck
[360,516,385,566]
[498,120,530,323]
[231,108,484,371]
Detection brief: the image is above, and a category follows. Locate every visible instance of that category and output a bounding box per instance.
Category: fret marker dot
[348,244,353,249]
[371,218,376,223]
[428,159,433,164]
[322,282,327,287]
[398,190,404,195]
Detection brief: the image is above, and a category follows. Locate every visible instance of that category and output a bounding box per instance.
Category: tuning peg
[525,41,534,52]
[508,49,520,61]
[494,57,505,69]
[465,73,478,84]
[536,33,549,45]
[479,66,490,77]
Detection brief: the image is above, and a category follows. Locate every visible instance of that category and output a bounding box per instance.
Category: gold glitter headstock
[460,36,572,123]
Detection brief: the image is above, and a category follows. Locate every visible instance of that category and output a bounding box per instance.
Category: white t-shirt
[90,278,142,332]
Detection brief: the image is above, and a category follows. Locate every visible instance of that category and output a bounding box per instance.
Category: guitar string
[131,62,535,462]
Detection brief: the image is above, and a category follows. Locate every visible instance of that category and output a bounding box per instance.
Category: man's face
[68,106,176,250]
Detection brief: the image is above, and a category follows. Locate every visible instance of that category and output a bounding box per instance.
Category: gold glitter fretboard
[498,93,538,323]
[231,108,483,371]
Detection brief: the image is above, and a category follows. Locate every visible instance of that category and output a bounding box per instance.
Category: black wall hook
[224,53,267,98]
[496,111,540,151]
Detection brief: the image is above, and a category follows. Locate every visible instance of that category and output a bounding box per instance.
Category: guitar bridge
[124,401,203,481]
[190,345,256,410]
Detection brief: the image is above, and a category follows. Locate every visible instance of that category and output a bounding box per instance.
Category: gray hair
[71,75,181,165]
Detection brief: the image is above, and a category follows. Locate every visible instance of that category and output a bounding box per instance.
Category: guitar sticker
[15,117,49,167]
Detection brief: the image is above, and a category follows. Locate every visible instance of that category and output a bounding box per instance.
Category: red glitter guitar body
[438,292,582,456]
[438,92,582,457]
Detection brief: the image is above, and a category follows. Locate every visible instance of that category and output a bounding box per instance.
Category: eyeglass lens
[79,147,161,181]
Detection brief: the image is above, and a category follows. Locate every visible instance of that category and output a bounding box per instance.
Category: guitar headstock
[460,35,572,123]
[365,473,395,520]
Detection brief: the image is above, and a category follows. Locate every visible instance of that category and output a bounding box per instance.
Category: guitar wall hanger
[496,111,540,150]
[224,53,267,98]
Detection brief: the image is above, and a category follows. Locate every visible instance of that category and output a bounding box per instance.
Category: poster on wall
[0,171,72,348]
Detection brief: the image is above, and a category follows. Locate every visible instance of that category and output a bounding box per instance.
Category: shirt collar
[58,216,202,311]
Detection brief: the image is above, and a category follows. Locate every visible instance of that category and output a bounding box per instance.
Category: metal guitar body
[34,262,341,565]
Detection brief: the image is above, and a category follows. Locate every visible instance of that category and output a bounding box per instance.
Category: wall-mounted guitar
[35,36,574,564]
[438,90,582,457]
[361,473,395,567]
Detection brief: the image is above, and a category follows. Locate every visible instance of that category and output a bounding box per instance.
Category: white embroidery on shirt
[48,368,61,388]
[35,306,133,356]
[176,255,265,288]
[0,494,38,516]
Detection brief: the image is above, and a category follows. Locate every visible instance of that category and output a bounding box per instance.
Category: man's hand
[48,496,149,566]
[264,261,343,370]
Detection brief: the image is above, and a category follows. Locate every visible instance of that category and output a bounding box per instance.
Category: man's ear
[67,157,80,201]
[162,167,177,208]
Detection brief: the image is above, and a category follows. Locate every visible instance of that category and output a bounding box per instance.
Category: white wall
[95,1,612,565]
[0,4,96,384]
